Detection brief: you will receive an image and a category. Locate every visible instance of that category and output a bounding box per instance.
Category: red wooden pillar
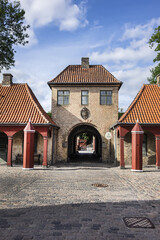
[23,120,35,170]
[131,122,144,172]
[43,136,48,167]
[7,136,13,167]
[120,137,125,169]
[155,136,160,169]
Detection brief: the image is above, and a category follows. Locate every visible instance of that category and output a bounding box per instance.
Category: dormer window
[57,90,70,105]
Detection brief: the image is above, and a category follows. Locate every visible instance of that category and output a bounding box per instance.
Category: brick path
[0,163,160,240]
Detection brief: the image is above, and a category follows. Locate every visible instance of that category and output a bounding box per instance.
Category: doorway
[68,124,102,162]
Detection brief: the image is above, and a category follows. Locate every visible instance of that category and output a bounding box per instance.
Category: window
[57,90,70,105]
[81,90,88,105]
[142,134,147,156]
[100,90,112,105]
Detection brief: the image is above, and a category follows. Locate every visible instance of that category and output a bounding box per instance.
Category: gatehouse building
[48,57,122,163]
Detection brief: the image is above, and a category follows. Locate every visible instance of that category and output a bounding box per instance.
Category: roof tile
[119,84,160,124]
[0,83,57,125]
[49,65,122,85]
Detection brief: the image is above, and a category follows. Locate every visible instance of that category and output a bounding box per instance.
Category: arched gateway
[68,124,102,162]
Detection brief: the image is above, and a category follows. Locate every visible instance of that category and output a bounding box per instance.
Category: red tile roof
[48,65,122,86]
[0,83,57,125]
[119,84,160,124]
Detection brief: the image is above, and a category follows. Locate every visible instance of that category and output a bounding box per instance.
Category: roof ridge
[119,84,146,122]
[25,84,50,124]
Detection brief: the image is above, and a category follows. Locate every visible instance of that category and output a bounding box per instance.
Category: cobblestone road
[0,163,160,240]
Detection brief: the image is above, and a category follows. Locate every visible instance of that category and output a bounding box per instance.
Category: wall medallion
[81,107,90,120]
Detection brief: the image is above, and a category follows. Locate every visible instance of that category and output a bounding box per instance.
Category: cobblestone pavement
[0,163,160,240]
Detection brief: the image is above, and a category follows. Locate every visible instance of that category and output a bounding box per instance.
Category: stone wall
[12,131,23,160]
[51,85,119,162]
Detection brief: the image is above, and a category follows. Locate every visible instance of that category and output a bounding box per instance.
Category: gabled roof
[48,65,122,87]
[0,83,57,126]
[119,84,160,124]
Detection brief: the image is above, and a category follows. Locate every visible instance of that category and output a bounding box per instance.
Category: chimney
[81,57,89,69]
[2,74,13,86]
[157,74,160,87]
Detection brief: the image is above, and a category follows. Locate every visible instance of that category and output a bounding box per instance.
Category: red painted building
[0,74,58,167]
[111,75,160,169]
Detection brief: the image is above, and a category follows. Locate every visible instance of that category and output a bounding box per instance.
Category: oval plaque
[81,107,90,120]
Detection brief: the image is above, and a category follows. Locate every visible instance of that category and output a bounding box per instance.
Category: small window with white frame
[81,90,88,105]
[57,90,70,105]
[100,90,112,105]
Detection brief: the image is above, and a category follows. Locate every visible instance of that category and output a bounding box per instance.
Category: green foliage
[147,63,160,84]
[80,132,89,141]
[79,132,94,145]
[47,111,52,118]
[148,26,160,83]
[0,0,29,72]
[118,108,124,119]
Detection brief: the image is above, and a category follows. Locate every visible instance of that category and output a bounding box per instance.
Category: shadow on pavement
[0,199,159,240]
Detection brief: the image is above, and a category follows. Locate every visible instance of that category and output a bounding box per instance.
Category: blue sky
[1,0,160,112]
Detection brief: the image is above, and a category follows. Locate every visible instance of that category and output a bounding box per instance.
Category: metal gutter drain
[123,217,155,229]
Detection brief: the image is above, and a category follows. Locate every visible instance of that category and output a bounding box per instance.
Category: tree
[0,0,29,72]
[148,26,160,84]
[118,108,124,119]
[47,111,52,118]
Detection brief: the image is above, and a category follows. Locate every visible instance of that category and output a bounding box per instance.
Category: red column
[131,122,144,172]
[120,137,125,169]
[156,136,160,169]
[43,136,48,167]
[23,120,35,170]
[7,136,13,167]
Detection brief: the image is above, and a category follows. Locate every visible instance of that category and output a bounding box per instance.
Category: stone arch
[0,131,8,163]
[68,124,102,161]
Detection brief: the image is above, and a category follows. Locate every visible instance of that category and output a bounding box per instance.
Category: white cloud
[90,44,154,64]
[25,28,38,46]
[90,18,160,111]
[20,0,88,31]
[115,66,153,111]
[121,17,160,40]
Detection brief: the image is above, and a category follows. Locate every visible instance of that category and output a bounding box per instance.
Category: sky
[1,0,160,112]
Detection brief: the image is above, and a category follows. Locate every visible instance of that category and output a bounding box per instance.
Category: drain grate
[92,183,108,188]
[123,217,155,229]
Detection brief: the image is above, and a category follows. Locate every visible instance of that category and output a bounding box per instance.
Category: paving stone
[52,232,63,236]
[0,164,160,240]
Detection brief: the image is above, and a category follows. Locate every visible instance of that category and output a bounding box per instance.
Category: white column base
[22,168,34,170]
[131,169,143,172]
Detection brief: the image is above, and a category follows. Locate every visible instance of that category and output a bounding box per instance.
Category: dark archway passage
[0,132,8,163]
[68,124,102,162]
